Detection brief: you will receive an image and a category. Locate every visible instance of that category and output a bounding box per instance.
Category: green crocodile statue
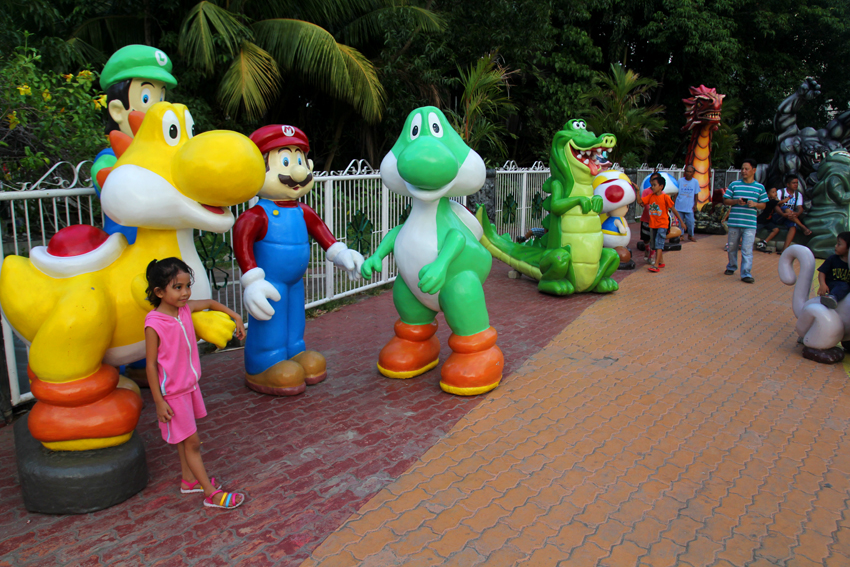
[477,119,620,295]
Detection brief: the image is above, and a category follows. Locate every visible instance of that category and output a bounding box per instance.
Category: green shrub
[1,43,105,184]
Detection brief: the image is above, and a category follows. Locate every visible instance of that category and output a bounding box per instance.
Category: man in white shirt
[676,165,700,242]
[756,175,812,252]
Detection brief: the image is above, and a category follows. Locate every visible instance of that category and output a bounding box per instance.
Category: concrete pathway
[303,237,850,567]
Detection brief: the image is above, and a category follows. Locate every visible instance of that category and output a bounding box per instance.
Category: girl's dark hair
[145,257,194,307]
[650,172,666,188]
[838,232,850,248]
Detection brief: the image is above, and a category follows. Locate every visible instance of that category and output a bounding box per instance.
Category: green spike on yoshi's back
[477,119,621,296]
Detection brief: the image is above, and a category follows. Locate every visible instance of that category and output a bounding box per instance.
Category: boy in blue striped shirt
[723,159,768,283]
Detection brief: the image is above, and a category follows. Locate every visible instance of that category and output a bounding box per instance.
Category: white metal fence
[491,161,551,241]
[488,162,743,240]
[0,159,417,406]
[1,159,740,406]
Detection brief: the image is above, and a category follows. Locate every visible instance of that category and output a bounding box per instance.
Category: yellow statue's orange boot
[377,320,440,379]
[27,364,144,450]
[440,327,503,396]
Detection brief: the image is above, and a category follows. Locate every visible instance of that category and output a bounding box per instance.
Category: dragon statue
[477,119,620,296]
[760,78,850,197]
[682,85,724,209]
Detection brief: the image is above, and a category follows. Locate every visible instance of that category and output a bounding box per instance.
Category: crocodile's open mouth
[570,144,613,176]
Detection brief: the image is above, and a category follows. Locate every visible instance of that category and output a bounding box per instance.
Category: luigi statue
[91,45,178,244]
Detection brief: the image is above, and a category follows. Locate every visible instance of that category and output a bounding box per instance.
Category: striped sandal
[204,489,245,510]
[181,477,220,494]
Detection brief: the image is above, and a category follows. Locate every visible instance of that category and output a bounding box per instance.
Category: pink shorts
[159,388,207,444]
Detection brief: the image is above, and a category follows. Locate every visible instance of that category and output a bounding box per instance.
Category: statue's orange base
[27,364,142,450]
[18,364,147,513]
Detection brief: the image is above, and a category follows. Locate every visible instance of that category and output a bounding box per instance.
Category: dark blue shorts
[650,227,667,250]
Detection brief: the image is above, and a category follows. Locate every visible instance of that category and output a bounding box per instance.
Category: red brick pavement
[0,233,643,566]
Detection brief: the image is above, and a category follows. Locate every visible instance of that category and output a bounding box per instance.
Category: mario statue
[234,125,364,396]
[92,45,178,245]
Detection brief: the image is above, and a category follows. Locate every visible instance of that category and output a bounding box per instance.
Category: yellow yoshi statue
[0,102,264,451]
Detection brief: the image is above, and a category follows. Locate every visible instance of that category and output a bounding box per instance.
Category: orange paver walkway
[303,236,850,567]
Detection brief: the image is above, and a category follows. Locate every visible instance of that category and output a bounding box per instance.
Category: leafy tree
[0,45,105,182]
[445,54,517,163]
[580,63,666,164]
[517,0,607,163]
[709,97,743,170]
[178,0,443,122]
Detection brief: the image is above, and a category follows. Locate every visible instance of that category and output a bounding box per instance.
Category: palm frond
[337,43,385,122]
[241,0,368,29]
[218,41,282,121]
[340,5,444,45]
[755,131,776,145]
[580,63,665,162]
[63,37,106,67]
[70,15,144,54]
[253,19,384,122]
[180,1,250,75]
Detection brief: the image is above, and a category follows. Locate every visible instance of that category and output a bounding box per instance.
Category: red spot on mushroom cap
[605,184,625,203]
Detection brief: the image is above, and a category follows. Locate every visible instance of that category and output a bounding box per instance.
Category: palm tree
[580,63,666,164]
[6,0,442,124]
[179,0,443,123]
[445,53,517,163]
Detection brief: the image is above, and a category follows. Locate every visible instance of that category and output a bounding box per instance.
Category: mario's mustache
[278,173,313,188]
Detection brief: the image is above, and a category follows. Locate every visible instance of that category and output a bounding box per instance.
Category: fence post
[324,178,335,301]
[381,181,389,283]
[520,172,528,236]
[1,316,22,406]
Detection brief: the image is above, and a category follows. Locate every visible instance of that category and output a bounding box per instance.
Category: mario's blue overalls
[243,199,311,375]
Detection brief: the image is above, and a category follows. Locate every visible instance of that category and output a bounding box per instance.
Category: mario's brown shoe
[377,320,440,379]
[439,327,503,396]
[291,350,327,385]
[246,360,305,396]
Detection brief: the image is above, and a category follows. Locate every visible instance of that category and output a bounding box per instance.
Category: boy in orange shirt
[642,173,685,273]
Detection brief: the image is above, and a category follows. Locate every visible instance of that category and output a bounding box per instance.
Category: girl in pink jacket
[144,258,246,509]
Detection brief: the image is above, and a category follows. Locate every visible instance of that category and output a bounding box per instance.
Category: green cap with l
[100,45,178,90]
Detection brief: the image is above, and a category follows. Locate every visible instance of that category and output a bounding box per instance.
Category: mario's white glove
[241,267,280,321]
[326,242,365,281]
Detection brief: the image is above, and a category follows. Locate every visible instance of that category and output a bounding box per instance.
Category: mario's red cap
[249,124,310,154]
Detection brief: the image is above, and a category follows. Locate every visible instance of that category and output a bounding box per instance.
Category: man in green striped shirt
[723,159,768,283]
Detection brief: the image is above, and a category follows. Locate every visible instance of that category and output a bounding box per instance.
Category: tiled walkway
[304,237,850,567]
[0,240,633,566]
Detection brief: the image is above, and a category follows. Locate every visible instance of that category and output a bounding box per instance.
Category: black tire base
[14,414,148,514]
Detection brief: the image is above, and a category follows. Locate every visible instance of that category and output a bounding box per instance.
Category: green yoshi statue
[361,107,504,396]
